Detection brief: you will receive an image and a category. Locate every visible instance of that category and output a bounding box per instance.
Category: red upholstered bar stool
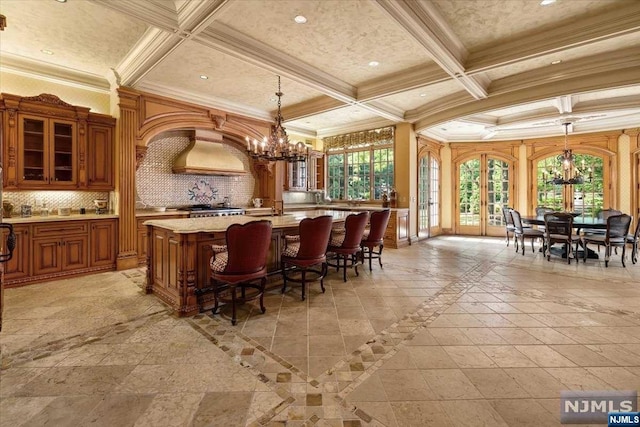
[281,215,333,300]
[326,211,369,282]
[205,220,272,325]
[360,209,391,271]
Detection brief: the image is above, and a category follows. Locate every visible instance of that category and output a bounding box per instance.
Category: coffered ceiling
[1,0,639,142]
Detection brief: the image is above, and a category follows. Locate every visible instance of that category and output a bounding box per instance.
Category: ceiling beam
[356,63,450,101]
[97,0,230,87]
[466,2,640,73]
[373,0,488,100]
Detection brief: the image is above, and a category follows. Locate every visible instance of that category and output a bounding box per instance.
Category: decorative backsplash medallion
[135,131,255,208]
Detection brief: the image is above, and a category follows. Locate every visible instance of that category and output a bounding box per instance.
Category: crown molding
[362,99,405,122]
[197,24,356,103]
[176,0,230,34]
[373,0,488,100]
[458,114,498,126]
[134,80,272,121]
[405,91,473,122]
[356,63,450,101]
[575,94,640,113]
[0,52,110,92]
[282,125,317,139]
[466,3,640,73]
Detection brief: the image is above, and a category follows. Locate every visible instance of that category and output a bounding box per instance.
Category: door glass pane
[23,118,45,181]
[459,159,481,226]
[537,156,564,211]
[487,158,509,226]
[327,153,344,200]
[418,157,428,232]
[572,154,604,218]
[347,151,370,199]
[52,122,73,182]
[430,157,439,228]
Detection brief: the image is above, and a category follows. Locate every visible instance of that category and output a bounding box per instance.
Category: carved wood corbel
[136,145,148,170]
[212,115,226,129]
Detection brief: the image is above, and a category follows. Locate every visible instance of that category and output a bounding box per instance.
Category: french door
[417,154,440,238]
[457,155,513,236]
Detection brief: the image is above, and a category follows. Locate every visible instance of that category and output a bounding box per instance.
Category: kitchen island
[144,210,353,316]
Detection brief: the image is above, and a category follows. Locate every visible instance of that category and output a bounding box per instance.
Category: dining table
[521,214,607,259]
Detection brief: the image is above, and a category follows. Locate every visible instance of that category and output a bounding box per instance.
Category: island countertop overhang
[143,209,355,233]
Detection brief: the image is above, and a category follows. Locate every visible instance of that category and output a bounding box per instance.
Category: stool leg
[281,262,288,294]
[343,255,347,282]
[379,244,384,268]
[231,285,237,326]
[260,277,267,314]
[320,262,327,293]
[301,270,307,301]
[368,247,373,271]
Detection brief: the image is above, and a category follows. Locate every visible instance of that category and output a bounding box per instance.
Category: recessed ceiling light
[41,49,54,55]
[199,75,208,80]
[294,15,307,24]
[420,93,427,97]
[540,0,556,5]
[270,97,277,102]
[551,60,562,65]
[368,61,380,67]
[55,0,67,3]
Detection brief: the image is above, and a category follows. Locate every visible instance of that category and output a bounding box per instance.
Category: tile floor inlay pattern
[1,237,639,426]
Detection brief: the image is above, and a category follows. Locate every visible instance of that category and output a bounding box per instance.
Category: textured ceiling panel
[0,0,148,77]
[286,105,380,132]
[380,80,464,111]
[141,42,322,112]
[432,0,621,50]
[484,32,640,81]
[216,0,431,85]
[575,86,640,102]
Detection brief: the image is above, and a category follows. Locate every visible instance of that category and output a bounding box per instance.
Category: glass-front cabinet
[18,114,76,187]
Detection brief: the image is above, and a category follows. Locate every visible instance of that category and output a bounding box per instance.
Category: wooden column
[116,90,139,270]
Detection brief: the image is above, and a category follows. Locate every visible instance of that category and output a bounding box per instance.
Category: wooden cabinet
[284,151,324,191]
[1,224,30,281]
[18,114,77,188]
[1,93,115,191]
[4,218,117,287]
[32,222,89,276]
[137,214,188,265]
[86,120,114,190]
[90,219,117,266]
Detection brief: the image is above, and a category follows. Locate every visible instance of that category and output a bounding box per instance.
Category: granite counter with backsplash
[3,212,118,224]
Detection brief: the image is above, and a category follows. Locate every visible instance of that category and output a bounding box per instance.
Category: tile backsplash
[136,131,255,208]
[2,191,110,216]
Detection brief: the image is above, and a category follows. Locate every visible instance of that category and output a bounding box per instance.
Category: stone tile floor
[1,236,639,426]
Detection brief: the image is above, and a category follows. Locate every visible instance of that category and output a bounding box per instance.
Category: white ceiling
[1,0,639,142]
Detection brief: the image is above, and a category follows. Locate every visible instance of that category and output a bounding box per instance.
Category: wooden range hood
[172,130,247,176]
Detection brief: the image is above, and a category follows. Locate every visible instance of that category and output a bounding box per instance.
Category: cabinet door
[1,225,30,280]
[62,235,89,270]
[87,124,113,189]
[18,114,49,186]
[50,119,77,186]
[90,220,116,267]
[33,237,61,275]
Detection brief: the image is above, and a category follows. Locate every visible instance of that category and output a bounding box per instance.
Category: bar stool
[203,220,272,325]
[281,215,333,300]
[360,209,391,271]
[326,211,369,282]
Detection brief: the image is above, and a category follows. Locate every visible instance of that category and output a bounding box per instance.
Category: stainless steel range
[182,204,245,218]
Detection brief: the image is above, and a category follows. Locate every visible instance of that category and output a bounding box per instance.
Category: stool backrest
[225,220,272,274]
[297,215,333,259]
[364,209,391,243]
[341,211,370,250]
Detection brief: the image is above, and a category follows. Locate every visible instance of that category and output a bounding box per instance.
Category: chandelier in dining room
[246,75,308,162]
[547,122,584,185]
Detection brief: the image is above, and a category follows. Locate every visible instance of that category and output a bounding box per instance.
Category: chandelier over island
[246,75,308,162]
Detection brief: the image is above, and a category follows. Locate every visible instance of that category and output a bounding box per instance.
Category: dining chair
[502,206,516,247]
[326,211,369,282]
[205,220,273,325]
[627,219,640,265]
[544,212,580,264]
[360,209,391,271]
[511,209,544,256]
[535,206,555,232]
[281,215,333,300]
[583,214,632,267]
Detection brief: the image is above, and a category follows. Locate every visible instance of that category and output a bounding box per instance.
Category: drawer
[33,221,89,237]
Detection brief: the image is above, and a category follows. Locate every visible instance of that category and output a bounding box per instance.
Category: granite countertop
[284,204,407,212]
[143,210,354,233]
[3,213,118,224]
[135,209,189,217]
